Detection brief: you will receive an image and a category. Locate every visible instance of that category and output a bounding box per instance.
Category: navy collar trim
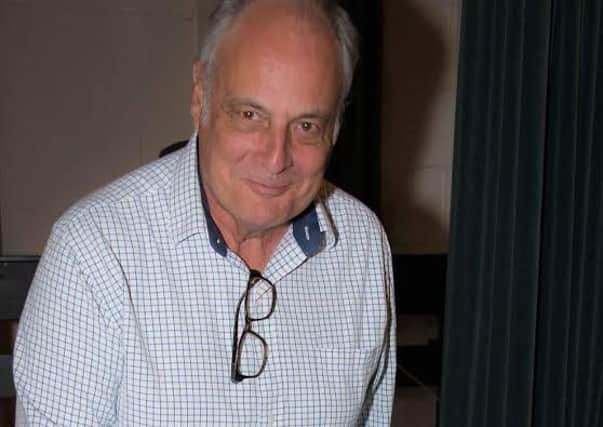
[195,136,323,259]
[200,182,228,257]
[172,133,327,258]
[291,205,322,257]
[201,185,323,259]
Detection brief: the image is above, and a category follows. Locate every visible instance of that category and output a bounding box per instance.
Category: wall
[381,0,461,254]
[0,0,460,255]
[0,0,200,254]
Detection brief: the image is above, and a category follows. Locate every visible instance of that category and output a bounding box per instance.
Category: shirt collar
[171,132,207,246]
[170,131,338,256]
[313,183,338,251]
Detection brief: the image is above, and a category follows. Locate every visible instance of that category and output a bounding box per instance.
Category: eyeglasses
[231,269,277,383]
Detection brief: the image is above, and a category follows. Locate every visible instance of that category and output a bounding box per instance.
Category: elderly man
[14,0,396,425]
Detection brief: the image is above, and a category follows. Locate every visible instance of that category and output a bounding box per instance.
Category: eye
[227,107,269,133]
[241,110,256,120]
[293,120,327,146]
[300,121,315,132]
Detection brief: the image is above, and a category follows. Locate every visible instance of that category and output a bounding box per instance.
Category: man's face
[194,3,341,237]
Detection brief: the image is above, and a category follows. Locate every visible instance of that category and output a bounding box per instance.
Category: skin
[191,0,342,270]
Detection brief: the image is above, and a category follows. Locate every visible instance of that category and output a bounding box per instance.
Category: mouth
[245,179,291,197]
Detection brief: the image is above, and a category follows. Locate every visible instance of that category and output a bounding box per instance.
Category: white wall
[0,0,198,254]
[381,0,460,254]
[0,0,460,255]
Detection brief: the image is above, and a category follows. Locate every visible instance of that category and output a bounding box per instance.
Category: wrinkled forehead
[203,0,344,123]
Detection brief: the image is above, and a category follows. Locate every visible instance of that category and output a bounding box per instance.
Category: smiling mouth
[246,179,291,196]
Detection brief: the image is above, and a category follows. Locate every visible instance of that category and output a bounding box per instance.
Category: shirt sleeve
[13,220,124,426]
[359,228,397,426]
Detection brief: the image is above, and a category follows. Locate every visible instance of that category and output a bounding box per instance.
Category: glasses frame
[231,269,277,383]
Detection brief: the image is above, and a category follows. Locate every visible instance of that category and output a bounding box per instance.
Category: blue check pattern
[14,134,396,426]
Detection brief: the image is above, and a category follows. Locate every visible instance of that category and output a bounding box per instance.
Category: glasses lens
[246,277,275,320]
[237,331,267,377]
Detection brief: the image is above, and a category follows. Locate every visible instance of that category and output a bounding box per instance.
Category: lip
[245,178,291,197]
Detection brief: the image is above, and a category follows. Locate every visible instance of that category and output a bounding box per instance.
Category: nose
[262,124,293,175]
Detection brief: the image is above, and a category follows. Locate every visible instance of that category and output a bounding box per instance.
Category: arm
[13,220,124,426]
[359,229,397,426]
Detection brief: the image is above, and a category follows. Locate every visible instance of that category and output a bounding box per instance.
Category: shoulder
[320,182,386,238]
[54,149,181,232]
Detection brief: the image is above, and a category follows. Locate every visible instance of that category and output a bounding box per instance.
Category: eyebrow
[295,110,331,122]
[223,96,333,122]
[223,97,269,115]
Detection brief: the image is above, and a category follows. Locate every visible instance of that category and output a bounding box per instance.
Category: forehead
[213,1,342,113]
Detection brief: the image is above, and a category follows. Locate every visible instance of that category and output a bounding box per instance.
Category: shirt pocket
[272,345,381,426]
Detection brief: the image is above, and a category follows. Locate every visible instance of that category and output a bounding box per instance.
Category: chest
[115,238,379,425]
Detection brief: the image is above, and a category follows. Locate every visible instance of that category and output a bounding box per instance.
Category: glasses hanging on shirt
[231,269,277,383]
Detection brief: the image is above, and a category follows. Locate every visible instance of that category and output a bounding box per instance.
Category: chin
[246,212,290,231]
[239,204,295,231]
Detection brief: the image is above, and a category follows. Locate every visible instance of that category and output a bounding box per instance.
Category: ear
[190,60,204,129]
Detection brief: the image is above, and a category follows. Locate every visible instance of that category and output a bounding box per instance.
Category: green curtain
[535,1,603,425]
[440,0,603,426]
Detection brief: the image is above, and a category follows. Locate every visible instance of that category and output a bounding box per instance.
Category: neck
[229,227,287,271]
[202,186,287,272]
[215,217,287,272]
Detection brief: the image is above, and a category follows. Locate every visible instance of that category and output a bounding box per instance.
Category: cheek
[295,148,330,180]
[203,129,250,171]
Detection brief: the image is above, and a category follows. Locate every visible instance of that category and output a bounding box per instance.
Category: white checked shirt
[14,134,396,426]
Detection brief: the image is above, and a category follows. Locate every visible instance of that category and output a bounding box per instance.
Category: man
[14,0,396,425]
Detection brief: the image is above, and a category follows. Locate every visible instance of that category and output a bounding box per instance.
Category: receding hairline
[198,0,359,140]
[214,0,341,65]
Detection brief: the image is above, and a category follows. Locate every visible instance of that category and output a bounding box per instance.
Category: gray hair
[199,0,359,142]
